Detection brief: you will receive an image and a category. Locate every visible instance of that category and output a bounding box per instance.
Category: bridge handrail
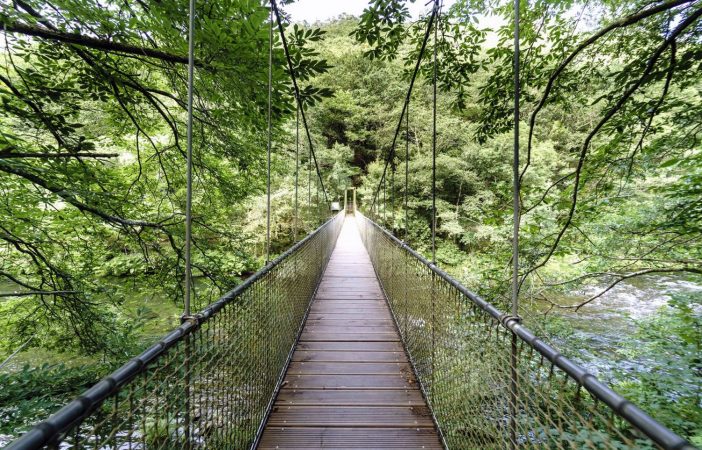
[7,212,345,450]
[356,211,694,450]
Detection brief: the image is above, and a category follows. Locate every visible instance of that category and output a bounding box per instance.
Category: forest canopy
[0,0,701,444]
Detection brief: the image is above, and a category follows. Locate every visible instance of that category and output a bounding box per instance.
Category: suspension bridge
[3,0,698,449]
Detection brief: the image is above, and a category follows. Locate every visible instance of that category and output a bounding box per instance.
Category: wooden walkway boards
[258,216,442,449]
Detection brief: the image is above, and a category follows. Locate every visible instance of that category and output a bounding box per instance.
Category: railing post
[353,188,356,214]
[509,0,521,448]
[431,270,436,403]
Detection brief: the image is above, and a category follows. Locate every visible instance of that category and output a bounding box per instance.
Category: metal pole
[405,97,409,242]
[266,6,273,263]
[391,159,395,225]
[294,102,299,242]
[430,0,439,407]
[184,1,196,447]
[353,188,356,214]
[512,0,520,319]
[184,0,195,317]
[510,1,521,448]
[431,0,438,265]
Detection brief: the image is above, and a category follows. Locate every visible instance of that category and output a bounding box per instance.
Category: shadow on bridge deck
[258,216,442,449]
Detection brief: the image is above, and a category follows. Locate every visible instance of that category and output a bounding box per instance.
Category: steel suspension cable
[512,0,521,319]
[270,0,329,205]
[431,0,439,264]
[294,103,299,242]
[184,0,195,317]
[391,157,395,224]
[369,4,439,212]
[266,6,273,263]
[405,98,409,242]
[509,2,521,449]
[183,2,196,447]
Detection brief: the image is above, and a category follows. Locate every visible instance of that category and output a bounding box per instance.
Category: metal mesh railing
[356,212,694,450]
[7,212,344,450]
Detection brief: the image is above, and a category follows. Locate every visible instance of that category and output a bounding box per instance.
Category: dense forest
[0,0,701,446]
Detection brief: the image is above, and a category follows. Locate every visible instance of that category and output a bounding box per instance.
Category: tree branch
[1,22,199,66]
[0,160,169,228]
[521,0,695,186]
[0,152,119,159]
[0,290,77,298]
[520,7,702,290]
[543,267,702,312]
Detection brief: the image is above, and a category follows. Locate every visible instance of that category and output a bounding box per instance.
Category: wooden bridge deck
[258,216,442,449]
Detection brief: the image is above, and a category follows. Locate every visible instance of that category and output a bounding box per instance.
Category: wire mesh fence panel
[7,212,344,450]
[356,212,694,450]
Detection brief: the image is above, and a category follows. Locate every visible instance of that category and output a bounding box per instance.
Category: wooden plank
[311,300,386,307]
[316,288,383,295]
[303,326,395,333]
[292,351,405,362]
[309,305,389,314]
[299,332,399,342]
[317,285,383,292]
[284,374,416,390]
[323,272,376,276]
[276,389,425,406]
[314,294,385,301]
[304,318,394,327]
[312,299,386,304]
[306,312,393,318]
[258,427,442,449]
[287,361,410,375]
[317,277,380,283]
[295,341,403,352]
[266,406,435,428]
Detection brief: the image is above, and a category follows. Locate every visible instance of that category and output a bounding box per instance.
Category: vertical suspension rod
[270,0,329,204]
[266,6,273,263]
[510,1,521,449]
[183,2,196,448]
[294,103,300,242]
[431,0,438,264]
[369,5,438,212]
[184,0,195,317]
[405,98,409,242]
[512,0,521,319]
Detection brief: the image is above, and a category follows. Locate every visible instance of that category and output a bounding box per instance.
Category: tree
[0,0,331,354]
[352,0,702,307]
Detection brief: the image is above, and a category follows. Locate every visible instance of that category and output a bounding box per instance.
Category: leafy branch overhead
[352,0,702,303]
[0,0,332,353]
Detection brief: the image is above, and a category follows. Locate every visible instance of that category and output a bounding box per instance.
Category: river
[542,274,702,379]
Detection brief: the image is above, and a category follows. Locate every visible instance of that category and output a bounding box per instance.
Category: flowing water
[541,274,702,378]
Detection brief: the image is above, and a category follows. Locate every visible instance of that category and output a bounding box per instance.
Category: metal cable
[391,156,395,224]
[405,98,409,242]
[266,6,273,263]
[294,102,299,242]
[184,0,195,316]
[509,3,521,448]
[270,0,329,205]
[431,0,438,264]
[512,0,521,320]
[369,5,438,212]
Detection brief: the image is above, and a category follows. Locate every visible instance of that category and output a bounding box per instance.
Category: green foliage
[0,0,333,355]
[0,363,109,435]
[1,0,701,445]
[615,294,702,445]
